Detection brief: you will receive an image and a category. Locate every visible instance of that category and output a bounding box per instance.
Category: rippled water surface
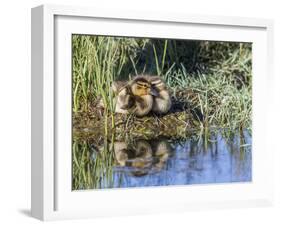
[72,130,252,190]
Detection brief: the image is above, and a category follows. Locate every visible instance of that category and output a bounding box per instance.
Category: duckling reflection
[151,140,172,171]
[114,140,152,174]
[114,139,173,176]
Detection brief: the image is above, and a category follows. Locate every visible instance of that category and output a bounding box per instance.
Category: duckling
[137,75,172,114]
[129,77,158,117]
[98,81,133,114]
[111,81,134,114]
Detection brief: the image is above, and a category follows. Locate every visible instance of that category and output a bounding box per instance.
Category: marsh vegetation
[72,35,252,190]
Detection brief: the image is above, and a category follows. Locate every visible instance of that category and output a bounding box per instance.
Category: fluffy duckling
[138,75,172,114]
[129,77,158,117]
[111,81,134,114]
[98,81,133,114]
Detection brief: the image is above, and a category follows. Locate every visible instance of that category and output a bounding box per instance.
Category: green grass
[167,68,251,130]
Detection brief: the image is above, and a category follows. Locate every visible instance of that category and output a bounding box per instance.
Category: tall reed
[73,35,131,137]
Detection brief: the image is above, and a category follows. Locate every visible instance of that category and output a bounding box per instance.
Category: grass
[164,42,252,130]
[167,68,251,130]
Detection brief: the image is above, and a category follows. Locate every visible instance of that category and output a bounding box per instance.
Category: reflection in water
[114,139,172,177]
[72,130,252,190]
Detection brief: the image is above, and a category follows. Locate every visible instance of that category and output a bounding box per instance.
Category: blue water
[96,130,252,189]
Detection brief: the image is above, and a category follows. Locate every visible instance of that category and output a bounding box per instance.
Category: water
[72,129,252,190]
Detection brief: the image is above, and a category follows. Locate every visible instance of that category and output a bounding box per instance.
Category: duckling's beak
[149,88,159,97]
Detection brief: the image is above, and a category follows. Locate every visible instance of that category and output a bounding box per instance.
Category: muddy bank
[73,89,203,143]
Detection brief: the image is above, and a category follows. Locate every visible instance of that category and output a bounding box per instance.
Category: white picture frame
[31,4,274,221]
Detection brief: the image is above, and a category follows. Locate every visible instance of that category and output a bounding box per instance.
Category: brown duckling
[137,75,172,114]
[129,77,158,117]
[98,81,133,114]
[111,81,134,114]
